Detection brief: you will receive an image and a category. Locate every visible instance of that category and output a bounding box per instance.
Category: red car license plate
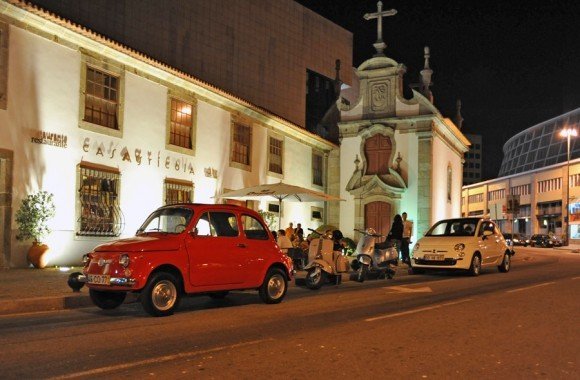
[87,274,110,285]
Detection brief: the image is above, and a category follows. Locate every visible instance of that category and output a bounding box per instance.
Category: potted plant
[15,191,56,268]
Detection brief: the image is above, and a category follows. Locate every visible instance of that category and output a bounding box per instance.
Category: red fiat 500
[82,204,293,316]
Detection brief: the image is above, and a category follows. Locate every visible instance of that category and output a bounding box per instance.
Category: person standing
[285,222,295,242]
[387,214,404,260]
[401,212,413,266]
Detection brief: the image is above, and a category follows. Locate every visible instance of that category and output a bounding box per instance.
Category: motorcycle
[304,229,350,290]
[352,228,398,282]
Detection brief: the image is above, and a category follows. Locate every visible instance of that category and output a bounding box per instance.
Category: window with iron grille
[84,66,119,130]
[164,179,194,205]
[312,151,323,186]
[269,137,283,174]
[78,164,123,236]
[232,122,251,166]
[169,98,193,149]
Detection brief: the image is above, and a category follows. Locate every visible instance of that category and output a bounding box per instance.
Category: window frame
[166,93,197,155]
[268,134,284,177]
[312,150,324,187]
[230,118,253,171]
[164,178,194,205]
[76,162,123,237]
[79,55,125,138]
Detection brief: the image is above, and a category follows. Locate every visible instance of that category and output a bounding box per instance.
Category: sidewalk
[553,243,580,253]
[0,265,412,316]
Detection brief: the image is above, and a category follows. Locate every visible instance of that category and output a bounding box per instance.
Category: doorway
[0,149,13,268]
[365,201,391,237]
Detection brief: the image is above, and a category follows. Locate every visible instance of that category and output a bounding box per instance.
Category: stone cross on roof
[363,1,397,57]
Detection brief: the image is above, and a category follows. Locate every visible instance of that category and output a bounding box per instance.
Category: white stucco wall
[1,21,333,267]
[431,135,464,222]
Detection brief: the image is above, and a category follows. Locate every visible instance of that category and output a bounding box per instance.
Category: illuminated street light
[559,127,577,246]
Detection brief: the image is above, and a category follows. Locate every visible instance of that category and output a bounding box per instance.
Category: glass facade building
[499,108,580,176]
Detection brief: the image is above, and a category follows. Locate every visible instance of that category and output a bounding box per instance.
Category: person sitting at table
[277,229,293,254]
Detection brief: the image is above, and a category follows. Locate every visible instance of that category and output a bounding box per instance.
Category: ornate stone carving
[371,82,389,111]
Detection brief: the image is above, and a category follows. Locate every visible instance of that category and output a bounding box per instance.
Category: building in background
[0,1,347,268]
[462,108,580,242]
[462,134,483,185]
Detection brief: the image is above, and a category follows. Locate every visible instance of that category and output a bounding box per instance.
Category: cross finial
[363,1,397,57]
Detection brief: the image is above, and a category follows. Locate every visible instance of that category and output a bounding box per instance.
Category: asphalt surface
[0,245,577,316]
[0,247,578,379]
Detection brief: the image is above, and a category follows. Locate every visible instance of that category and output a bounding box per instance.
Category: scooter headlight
[413,243,420,252]
[454,243,465,252]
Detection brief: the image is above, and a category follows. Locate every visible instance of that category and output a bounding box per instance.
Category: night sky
[296,0,580,179]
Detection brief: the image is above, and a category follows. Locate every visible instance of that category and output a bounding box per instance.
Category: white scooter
[351,228,398,282]
[303,229,350,290]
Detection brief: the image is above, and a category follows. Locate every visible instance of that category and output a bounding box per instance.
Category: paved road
[0,248,578,379]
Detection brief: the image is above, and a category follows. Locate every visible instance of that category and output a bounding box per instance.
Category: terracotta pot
[27,243,50,269]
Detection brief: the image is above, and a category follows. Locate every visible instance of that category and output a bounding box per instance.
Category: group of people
[385,212,413,266]
[273,213,414,267]
[273,222,307,253]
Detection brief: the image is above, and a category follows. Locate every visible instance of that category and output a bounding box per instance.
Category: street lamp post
[560,127,577,246]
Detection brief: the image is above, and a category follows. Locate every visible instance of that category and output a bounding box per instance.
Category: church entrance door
[365,201,391,238]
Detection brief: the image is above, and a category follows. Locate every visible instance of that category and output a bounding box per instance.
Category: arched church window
[364,134,392,175]
[447,165,453,202]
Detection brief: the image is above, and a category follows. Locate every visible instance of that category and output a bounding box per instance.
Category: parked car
[503,233,529,247]
[551,235,563,247]
[411,217,514,276]
[530,234,554,248]
[81,203,293,316]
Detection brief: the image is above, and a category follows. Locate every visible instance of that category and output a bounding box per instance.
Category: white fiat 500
[411,217,514,276]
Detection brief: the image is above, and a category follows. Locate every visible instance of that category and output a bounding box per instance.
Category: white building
[0,1,339,268]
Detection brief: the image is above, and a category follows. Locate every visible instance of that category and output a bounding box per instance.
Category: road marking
[51,338,271,379]
[506,282,556,293]
[384,285,433,293]
[365,298,473,322]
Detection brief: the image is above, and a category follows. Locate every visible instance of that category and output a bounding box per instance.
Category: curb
[0,294,94,316]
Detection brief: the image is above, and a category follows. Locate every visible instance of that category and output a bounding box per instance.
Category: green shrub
[15,191,56,243]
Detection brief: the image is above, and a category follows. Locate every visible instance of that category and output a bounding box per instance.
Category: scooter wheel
[356,264,368,283]
[305,267,326,290]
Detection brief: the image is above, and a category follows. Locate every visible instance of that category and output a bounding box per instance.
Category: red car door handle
[237,243,247,248]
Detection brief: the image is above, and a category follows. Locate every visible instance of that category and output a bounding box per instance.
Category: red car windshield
[137,207,193,235]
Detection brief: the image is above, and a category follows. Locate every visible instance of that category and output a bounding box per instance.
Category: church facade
[334,4,470,240]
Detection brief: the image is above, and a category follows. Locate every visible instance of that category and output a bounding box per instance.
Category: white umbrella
[214,182,344,229]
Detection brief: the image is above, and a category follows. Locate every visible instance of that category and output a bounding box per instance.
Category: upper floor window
[312,151,324,186]
[268,136,283,174]
[488,189,506,201]
[77,163,123,237]
[164,179,194,205]
[231,121,252,167]
[364,134,391,175]
[537,178,562,193]
[84,66,119,130]
[169,98,193,149]
[468,193,483,203]
[511,184,531,196]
